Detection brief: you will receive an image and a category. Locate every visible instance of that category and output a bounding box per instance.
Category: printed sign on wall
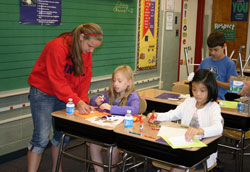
[231,0,249,21]
[20,0,61,25]
[137,0,160,71]
[213,23,236,41]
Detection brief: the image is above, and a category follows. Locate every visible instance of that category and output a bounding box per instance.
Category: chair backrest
[139,96,147,114]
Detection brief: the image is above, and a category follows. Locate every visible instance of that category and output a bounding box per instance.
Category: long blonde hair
[59,23,103,76]
[108,65,135,106]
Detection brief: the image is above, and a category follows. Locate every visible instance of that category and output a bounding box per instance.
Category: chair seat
[152,161,217,172]
[223,129,250,140]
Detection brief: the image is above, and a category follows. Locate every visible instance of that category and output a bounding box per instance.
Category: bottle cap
[127,110,131,114]
[69,98,73,101]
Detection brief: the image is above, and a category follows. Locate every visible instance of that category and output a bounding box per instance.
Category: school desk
[52,110,120,172]
[114,119,221,172]
[138,88,250,172]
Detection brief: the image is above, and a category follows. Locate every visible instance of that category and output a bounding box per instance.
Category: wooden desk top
[52,110,114,131]
[138,88,250,118]
[138,89,183,106]
[114,118,220,168]
[114,118,220,152]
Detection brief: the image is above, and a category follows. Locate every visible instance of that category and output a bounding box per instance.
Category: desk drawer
[116,133,218,168]
[54,117,116,144]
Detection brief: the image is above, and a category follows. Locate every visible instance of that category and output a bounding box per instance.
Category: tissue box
[228,80,244,93]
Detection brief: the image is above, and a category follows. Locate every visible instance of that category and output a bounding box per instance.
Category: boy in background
[198,32,238,100]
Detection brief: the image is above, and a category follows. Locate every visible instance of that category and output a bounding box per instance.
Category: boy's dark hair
[207,32,225,48]
[189,69,218,103]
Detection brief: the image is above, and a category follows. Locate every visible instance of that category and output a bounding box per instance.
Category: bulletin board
[0,0,137,92]
[137,0,160,71]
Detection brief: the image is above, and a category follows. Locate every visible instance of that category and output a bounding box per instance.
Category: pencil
[129,131,141,135]
[144,135,156,139]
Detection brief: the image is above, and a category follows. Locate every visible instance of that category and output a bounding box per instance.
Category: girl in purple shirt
[89,65,140,172]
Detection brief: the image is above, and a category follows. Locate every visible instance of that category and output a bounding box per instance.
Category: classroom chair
[139,96,147,114]
[152,161,217,172]
[219,129,250,171]
[171,81,190,95]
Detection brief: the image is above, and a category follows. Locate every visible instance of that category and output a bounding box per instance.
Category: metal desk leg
[108,145,114,172]
[143,158,148,172]
[55,133,66,172]
[239,131,245,172]
[122,152,128,172]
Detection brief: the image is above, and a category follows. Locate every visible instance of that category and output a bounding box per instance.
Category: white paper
[166,12,173,30]
[157,126,187,137]
[168,135,195,147]
[87,115,124,127]
[166,0,175,11]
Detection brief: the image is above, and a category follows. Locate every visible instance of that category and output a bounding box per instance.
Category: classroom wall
[0,0,161,156]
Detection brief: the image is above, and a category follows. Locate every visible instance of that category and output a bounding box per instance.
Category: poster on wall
[231,0,249,21]
[137,0,160,71]
[20,0,61,25]
[213,23,236,41]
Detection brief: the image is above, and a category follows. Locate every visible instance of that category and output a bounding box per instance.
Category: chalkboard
[0,0,137,92]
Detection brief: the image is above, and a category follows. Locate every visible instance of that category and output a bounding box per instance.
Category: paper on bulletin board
[166,12,173,30]
[166,0,175,11]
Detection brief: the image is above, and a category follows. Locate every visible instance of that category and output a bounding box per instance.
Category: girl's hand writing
[147,113,157,123]
[77,100,92,114]
[95,95,105,105]
[99,103,111,111]
[185,127,204,142]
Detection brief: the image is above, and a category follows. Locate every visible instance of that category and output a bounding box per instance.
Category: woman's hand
[99,103,111,110]
[185,127,204,142]
[76,100,92,114]
[239,80,250,97]
[147,113,157,123]
[95,95,105,106]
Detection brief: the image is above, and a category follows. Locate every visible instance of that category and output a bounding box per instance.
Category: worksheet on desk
[157,126,187,137]
[86,115,124,127]
[157,126,206,148]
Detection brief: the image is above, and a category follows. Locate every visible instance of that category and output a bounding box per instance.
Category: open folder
[157,126,207,149]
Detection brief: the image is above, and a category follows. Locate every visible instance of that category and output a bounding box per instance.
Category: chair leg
[202,161,208,172]
[122,152,128,172]
[133,156,137,172]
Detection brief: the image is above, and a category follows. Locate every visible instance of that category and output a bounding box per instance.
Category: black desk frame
[116,129,218,172]
[54,116,121,172]
[145,99,250,172]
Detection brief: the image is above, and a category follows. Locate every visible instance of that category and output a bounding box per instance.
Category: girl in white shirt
[147,69,223,172]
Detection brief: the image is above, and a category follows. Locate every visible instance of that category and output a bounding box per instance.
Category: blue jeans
[28,86,69,154]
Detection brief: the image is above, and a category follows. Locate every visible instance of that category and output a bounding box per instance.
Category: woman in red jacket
[27,23,103,172]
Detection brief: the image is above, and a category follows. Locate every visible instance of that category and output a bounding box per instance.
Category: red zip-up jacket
[28,34,92,105]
